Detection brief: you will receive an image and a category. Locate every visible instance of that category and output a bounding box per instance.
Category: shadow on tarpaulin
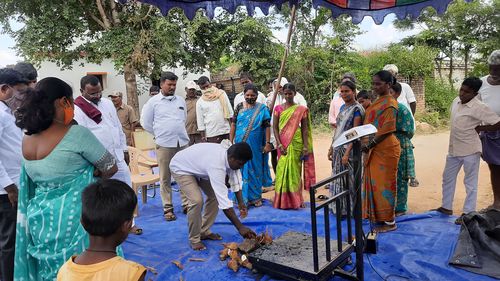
[122,188,496,281]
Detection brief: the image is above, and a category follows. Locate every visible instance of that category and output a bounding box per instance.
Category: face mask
[61,99,74,125]
[245,98,257,104]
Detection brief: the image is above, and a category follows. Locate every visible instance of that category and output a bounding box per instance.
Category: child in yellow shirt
[57,179,146,281]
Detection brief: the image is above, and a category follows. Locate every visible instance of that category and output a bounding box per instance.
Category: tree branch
[96,0,111,29]
[109,0,121,25]
[78,0,107,29]
[142,6,154,21]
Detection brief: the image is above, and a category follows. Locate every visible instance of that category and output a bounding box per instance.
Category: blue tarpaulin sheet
[123,187,497,281]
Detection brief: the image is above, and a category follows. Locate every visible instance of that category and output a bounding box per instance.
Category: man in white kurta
[74,75,131,187]
[233,72,267,109]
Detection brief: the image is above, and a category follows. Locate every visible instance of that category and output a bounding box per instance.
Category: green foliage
[424,78,457,117]
[415,111,444,128]
[395,0,499,80]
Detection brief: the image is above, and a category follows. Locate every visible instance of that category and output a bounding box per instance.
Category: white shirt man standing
[0,68,27,281]
[196,76,234,143]
[74,75,131,186]
[141,71,190,221]
[233,72,267,109]
[383,64,417,115]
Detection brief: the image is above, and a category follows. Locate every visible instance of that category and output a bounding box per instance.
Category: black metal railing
[309,140,364,280]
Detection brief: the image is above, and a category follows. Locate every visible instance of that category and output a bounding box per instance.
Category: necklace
[86,248,116,254]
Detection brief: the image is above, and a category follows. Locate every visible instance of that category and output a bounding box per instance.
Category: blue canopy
[134,0,469,24]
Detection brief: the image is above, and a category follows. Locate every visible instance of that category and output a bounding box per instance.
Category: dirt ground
[263,131,493,215]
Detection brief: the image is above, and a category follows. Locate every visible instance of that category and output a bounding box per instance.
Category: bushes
[424,78,457,118]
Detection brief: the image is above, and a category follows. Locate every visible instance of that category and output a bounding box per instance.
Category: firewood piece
[188,258,206,262]
[227,259,239,272]
[223,242,238,250]
[219,248,229,261]
[171,260,183,270]
[238,238,261,253]
[240,254,253,270]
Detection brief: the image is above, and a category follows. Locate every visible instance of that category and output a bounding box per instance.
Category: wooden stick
[269,4,297,112]
[188,258,207,262]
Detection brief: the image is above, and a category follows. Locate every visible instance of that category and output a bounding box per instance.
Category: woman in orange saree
[362,70,401,232]
[273,83,316,209]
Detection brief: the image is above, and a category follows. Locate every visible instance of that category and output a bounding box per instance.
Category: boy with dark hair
[434,77,500,223]
[356,90,372,109]
[57,179,146,281]
[13,62,37,88]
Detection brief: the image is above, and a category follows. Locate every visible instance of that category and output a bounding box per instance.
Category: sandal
[164,211,177,221]
[395,211,407,217]
[129,225,143,235]
[252,200,263,207]
[316,195,329,201]
[455,213,465,225]
[431,207,453,216]
[190,242,207,251]
[409,178,420,187]
[200,233,222,241]
[375,221,397,233]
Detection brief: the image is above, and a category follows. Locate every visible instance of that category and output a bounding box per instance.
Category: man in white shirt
[383,64,417,115]
[170,141,257,250]
[233,72,267,109]
[196,76,234,143]
[74,76,142,233]
[74,75,131,186]
[0,68,26,281]
[434,77,500,220]
[141,71,190,221]
[266,77,307,108]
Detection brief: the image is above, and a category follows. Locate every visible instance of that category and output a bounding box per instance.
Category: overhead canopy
[133,0,466,24]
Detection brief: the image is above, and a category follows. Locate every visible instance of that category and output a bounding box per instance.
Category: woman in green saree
[13,77,118,281]
[273,83,316,209]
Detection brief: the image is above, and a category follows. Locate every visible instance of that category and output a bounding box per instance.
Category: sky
[0,13,420,68]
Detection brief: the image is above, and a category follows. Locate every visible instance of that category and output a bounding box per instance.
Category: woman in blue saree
[230,83,273,207]
[13,78,118,281]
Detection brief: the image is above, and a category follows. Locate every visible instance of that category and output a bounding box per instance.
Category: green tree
[395,0,499,83]
[0,1,282,111]
[272,0,361,116]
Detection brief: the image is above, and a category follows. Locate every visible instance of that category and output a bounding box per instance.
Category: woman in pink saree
[273,83,316,209]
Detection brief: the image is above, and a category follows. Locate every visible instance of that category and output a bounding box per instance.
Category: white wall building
[38,59,208,111]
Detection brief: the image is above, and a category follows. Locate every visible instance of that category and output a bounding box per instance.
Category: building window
[86,72,107,89]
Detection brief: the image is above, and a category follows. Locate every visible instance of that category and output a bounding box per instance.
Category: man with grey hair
[478,49,500,211]
[383,64,417,115]
[108,91,138,146]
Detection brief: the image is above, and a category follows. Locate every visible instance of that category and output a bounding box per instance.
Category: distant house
[38,59,209,111]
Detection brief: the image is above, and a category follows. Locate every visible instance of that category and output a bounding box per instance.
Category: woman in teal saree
[14,78,117,281]
[230,84,273,207]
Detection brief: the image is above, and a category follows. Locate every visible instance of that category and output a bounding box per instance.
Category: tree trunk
[464,48,469,77]
[448,46,454,86]
[124,64,140,115]
[436,58,443,81]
